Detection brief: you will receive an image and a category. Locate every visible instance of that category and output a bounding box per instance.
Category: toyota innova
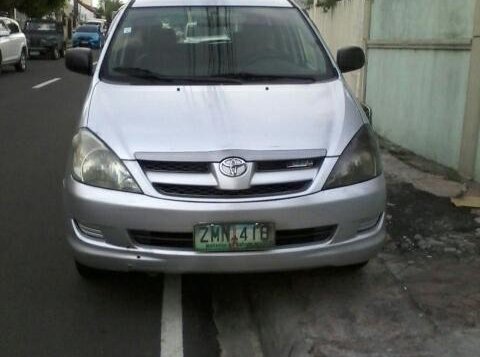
[64,0,386,277]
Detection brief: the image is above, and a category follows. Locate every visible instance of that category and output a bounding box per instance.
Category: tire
[15,49,27,72]
[51,47,60,60]
[75,261,104,279]
[0,52,2,75]
[345,260,370,270]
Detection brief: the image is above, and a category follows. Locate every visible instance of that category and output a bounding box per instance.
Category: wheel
[75,260,104,279]
[51,47,60,60]
[345,260,369,270]
[0,51,3,75]
[15,49,26,72]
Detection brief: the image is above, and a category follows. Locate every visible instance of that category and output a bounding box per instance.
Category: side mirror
[66,48,93,75]
[0,29,10,37]
[337,46,365,73]
[361,103,373,124]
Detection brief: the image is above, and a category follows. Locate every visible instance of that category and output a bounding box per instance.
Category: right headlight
[323,125,382,190]
[72,129,142,193]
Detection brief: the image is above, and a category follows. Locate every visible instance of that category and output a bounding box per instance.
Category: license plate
[81,41,88,45]
[30,51,39,56]
[194,223,275,252]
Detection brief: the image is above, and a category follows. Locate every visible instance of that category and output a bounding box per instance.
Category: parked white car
[0,17,27,74]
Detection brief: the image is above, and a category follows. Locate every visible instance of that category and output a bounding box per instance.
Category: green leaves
[316,0,342,12]
[0,0,66,18]
[96,0,122,22]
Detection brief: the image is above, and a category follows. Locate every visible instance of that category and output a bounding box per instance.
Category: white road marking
[32,78,62,89]
[161,274,184,357]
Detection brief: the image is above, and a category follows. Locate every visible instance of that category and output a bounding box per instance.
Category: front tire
[75,261,104,279]
[345,260,370,270]
[15,49,27,72]
[51,47,60,60]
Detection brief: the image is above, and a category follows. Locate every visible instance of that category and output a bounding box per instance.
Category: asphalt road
[1,54,479,357]
[0,56,168,357]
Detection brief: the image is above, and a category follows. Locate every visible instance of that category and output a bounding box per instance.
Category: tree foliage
[96,0,123,22]
[0,0,66,17]
[317,0,343,12]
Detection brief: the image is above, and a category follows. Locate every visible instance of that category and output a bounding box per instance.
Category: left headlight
[323,125,382,190]
[72,129,142,193]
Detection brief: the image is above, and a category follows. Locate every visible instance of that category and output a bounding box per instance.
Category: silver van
[64,0,386,277]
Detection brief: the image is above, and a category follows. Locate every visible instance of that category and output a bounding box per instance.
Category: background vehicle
[72,25,104,49]
[85,19,108,35]
[24,19,66,60]
[0,17,27,74]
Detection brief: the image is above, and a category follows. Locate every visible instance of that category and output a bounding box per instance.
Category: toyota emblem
[219,158,248,177]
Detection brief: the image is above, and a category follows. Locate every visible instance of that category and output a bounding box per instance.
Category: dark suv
[24,19,66,59]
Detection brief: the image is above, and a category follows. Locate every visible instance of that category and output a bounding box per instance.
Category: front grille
[130,230,192,249]
[276,226,336,246]
[140,160,210,173]
[153,181,311,198]
[257,158,323,172]
[129,225,336,249]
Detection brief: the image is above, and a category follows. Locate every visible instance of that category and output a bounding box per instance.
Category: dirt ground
[207,150,480,357]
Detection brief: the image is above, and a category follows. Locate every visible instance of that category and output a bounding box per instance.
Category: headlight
[72,129,142,193]
[323,125,382,190]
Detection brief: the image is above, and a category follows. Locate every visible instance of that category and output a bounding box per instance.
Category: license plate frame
[194,222,275,252]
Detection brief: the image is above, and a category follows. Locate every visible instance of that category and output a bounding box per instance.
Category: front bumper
[64,175,386,273]
[73,40,100,49]
[28,46,53,54]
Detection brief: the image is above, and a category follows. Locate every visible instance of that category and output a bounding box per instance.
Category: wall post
[360,0,372,102]
[458,0,480,178]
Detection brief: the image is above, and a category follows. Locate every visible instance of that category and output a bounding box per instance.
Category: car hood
[85,80,363,160]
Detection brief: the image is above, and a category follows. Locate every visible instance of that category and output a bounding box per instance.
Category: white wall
[308,0,367,98]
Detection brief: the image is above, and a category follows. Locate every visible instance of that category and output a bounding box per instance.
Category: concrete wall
[366,0,476,171]
[308,0,366,98]
[309,0,480,181]
[367,49,470,169]
[468,2,480,181]
[369,0,476,40]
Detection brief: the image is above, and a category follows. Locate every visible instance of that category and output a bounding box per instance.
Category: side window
[6,20,20,34]
[295,26,326,73]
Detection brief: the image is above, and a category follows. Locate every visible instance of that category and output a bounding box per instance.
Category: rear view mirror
[337,46,365,73]
[66,48,93,76]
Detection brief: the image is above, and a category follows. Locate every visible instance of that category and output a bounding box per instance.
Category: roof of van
[132,0,294,8]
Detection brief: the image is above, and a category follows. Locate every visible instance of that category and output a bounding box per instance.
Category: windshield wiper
[113,67,176,83]
[215,72,318,83]
[113,67,243,84]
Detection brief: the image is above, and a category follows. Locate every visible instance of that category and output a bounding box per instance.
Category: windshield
[101,7,337,84]
[25,22,57,32]
[76,25,98,33]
